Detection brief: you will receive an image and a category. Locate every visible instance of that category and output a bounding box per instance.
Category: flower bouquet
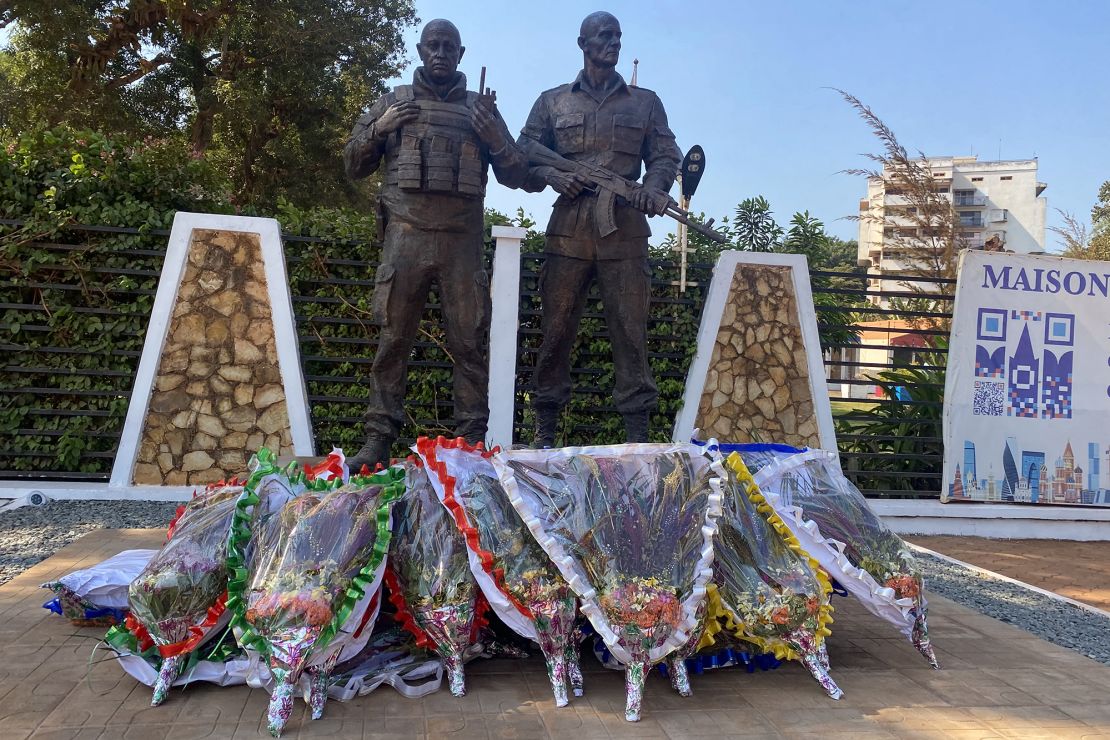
[725,443,938,668]
[490,443,723,721]
[42,548,155,626]
[712,452,841,699]
[385,459,481,697]
[416,436,583,706]
[126,479,244,705]
[227,460,404,737]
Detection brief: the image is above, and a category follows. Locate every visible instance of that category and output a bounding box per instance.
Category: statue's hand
[471,99,508,151]
[375,101,419,136]
[630,186,670,216]
[548,171,592,198]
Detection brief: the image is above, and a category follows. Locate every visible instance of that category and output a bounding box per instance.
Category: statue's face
[578,16,621,69]
[417,26,464,85]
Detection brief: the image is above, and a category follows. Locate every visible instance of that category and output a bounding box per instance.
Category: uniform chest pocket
[554,113,585,154]
[612,113,644,155]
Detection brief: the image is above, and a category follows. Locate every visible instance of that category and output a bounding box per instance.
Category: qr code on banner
[973,380,1003,416]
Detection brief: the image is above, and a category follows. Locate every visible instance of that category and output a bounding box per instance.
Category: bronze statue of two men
[343,13,681,470]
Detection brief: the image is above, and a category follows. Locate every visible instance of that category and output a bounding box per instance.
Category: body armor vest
[386,86,486,198]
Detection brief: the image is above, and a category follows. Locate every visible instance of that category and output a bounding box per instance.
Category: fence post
[486,226,527,449]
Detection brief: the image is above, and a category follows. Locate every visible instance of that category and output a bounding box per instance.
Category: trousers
[363,221,491,441]
[532,253,658,416]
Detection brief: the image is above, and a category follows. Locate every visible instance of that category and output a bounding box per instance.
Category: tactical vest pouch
[457,141,484,197]
[425,134,456,192]
[395,134,423,191]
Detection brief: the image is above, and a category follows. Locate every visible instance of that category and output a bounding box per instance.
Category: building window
[959,211,984,227]
[971,177,984,182]
[1001,175,1013,181]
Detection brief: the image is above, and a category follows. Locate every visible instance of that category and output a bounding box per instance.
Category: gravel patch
[0,500,177,585]
[918,551,1110,666]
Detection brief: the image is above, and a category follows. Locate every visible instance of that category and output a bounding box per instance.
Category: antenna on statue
[630,58,639,87]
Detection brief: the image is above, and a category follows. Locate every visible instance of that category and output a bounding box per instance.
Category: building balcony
[959,217,985,228]
[954,194,987,207]
[882,192,951,207]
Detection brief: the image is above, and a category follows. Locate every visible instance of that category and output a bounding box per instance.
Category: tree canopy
[1051,180,1110,261]
[0,0,417,210]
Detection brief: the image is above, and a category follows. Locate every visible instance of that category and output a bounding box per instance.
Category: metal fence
[0,221,953,497]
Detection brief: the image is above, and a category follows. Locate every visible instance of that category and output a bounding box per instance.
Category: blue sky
[387,0,1109,246]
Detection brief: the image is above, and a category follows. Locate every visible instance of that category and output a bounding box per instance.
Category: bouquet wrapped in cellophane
[227,451,404,737]
[385,459,481,697]
[125,478,245,705]
[713,451,841,699]
[416,436,583,706]
[490,443,723,721]
[43,548,155,626]
[728,443,938,668]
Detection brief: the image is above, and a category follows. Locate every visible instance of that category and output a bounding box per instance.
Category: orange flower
[770,606,792,625]
[805,597,820,615]
[886,575,920,599]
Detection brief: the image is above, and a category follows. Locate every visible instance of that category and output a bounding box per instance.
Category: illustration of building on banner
[963,442,977,486]
[1001,436,1018,501]
[1052,442,1082,503]
[1020,451,1046,503]
[1089,442,1100,493]
[947,437,1109,504]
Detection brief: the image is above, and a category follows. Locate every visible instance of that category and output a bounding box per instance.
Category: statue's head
[417,19,464,85]
[578,11,621,70]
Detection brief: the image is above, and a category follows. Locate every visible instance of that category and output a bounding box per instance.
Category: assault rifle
[526,142,727,244]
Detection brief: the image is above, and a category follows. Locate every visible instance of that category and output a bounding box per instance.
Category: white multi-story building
[857,156,1048,300]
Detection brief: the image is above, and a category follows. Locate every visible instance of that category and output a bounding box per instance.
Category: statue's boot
[346,436,392,475]
[533,406,559,448]
[623,411,650,443]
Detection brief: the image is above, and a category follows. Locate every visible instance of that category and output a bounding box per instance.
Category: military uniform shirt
[519,70,681,259]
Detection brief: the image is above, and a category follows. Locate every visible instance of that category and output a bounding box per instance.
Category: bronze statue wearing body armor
[343,19,527,470]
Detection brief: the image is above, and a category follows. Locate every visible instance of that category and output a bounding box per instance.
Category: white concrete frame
[872,499,1110,541]
[104,212,315,494]
[672,251,838,452]
[485,226,527,449]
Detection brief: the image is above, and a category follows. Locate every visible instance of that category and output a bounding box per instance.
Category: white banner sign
[943,250,1110,506]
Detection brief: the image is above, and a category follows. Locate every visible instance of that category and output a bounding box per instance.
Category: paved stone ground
[4,530,1110,739]
[910,536,1110,613]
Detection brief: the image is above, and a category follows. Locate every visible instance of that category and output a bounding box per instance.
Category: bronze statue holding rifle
[343,19,527,470]
[519,11,719,446]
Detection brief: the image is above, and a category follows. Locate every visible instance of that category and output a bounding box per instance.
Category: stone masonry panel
[695,263,821,447]
[132,229,294,485]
